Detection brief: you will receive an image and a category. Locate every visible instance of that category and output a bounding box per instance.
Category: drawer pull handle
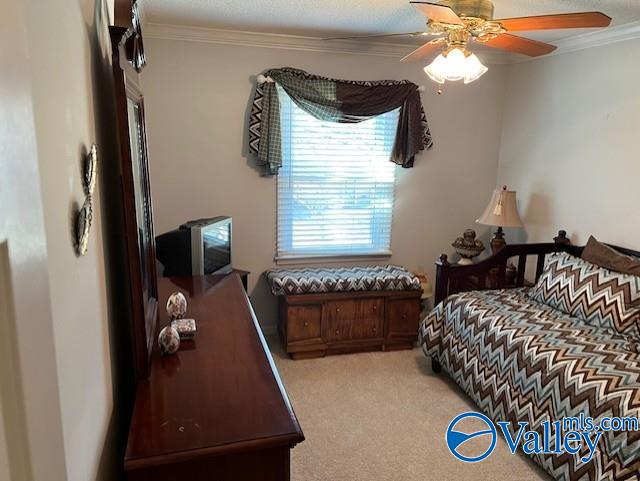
[402,314,407,319]
[335,329,340,335]
[372,305,377,311]
[336,308,341,313]
[373,327,377,333]
[304,321,309,327]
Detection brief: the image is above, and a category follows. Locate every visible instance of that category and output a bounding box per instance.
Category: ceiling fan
[325,0,611,85]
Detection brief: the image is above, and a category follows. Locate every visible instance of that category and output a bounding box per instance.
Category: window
[277,89,399,259]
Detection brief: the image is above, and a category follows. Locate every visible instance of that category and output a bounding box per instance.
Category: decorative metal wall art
[75,144,98,256]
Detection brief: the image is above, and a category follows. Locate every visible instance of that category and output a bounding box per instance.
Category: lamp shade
[476,186,524,228]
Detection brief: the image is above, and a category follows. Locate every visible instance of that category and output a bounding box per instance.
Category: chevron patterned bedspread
[419,288,640,481]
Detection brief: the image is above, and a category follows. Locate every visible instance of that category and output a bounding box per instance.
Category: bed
[420,232,640,481]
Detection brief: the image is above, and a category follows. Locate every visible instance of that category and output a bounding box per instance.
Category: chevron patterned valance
[248,67,433,175]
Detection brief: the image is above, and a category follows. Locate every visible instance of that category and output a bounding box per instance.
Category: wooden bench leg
[431,358,441,373]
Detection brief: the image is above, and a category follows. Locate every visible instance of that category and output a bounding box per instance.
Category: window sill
[275,252,392,266]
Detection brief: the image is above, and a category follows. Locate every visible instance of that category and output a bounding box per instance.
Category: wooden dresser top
[124,274,304,471]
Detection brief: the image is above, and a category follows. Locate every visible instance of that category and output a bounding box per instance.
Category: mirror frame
[110,26,158,380]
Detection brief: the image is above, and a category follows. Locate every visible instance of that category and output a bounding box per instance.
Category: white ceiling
[145,0,640,44]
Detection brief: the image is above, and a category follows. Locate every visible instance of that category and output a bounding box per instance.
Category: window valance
[248,67,433,175]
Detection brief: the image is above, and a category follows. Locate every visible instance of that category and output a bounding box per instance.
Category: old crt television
[155,216,232,277]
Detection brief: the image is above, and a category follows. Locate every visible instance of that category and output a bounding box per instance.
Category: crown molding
[144,22,509,64]
[518,20,640,63]
[555,19,640,55]
[145,23,416,58]
[145,20,640,66]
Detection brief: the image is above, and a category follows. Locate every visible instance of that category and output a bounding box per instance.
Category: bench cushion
[265,265,421,296]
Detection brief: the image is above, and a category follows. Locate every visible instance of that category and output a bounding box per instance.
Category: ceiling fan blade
[323,32,428,41]
[410,1,463,25]
[496,12,611,31]
[481,34,557,57]
[400,39,445,62]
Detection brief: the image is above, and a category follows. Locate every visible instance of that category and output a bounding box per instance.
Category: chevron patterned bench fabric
[420,288,640,481]
[265,265,421,296]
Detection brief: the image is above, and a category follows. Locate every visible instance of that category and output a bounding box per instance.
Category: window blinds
[276,88,399,259]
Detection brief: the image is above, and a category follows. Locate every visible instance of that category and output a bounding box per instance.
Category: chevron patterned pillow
[531,252,640,340]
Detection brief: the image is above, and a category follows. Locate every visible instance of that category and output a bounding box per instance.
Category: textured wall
[143,37,508,331]
[497,38,640,248]
[24,0,127,480]
[0,1,67,480]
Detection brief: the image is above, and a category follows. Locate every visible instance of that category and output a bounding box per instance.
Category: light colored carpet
[269,339,551,481]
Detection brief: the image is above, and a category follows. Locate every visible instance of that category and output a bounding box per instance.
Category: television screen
[202,224,231,275]
[155,216,232,277]
[189,217,232,276]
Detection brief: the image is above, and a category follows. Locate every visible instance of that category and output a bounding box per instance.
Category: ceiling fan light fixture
[424,47,488,85]
[463,52,488,84]
[423,53,447,84]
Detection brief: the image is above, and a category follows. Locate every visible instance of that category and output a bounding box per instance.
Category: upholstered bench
[265,265,423,359]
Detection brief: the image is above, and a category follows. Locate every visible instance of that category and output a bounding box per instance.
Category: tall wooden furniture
[112,13,303,479]
[125,275,304,481]
[280,290,422,359]
[111,25,157,380]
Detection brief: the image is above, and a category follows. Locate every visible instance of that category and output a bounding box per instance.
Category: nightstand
[420,280,435,316]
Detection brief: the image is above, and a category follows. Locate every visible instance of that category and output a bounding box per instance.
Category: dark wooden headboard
[434,230,640,306]
[606,244,640,259]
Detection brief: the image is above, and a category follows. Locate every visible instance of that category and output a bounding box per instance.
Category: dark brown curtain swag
[248,67,433,175]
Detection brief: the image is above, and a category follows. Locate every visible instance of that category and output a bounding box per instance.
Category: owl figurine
[166,291,187,320]
[158,326,181,355]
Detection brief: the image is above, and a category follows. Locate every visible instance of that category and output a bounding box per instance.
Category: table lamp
[476,185,524,254]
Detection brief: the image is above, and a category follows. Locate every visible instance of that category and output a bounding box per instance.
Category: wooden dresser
[124,274,304,481]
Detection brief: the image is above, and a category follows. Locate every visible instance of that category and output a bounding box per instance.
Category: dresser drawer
[323,298,384,342]
[354,298,384,339]
[386,298,420,339]
[286,305,322,343]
